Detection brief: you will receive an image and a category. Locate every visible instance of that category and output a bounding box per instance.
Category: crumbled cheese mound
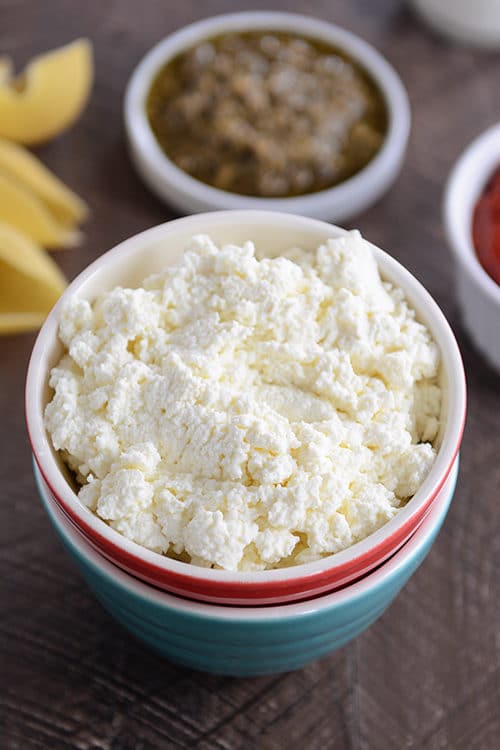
[45,232,441,571]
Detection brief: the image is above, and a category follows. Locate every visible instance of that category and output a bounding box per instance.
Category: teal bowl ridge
[36,458,458,677]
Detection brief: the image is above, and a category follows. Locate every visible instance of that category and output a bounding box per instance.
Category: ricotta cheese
[45,231,442,571]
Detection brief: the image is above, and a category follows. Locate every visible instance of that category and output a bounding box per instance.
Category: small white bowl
[411,0,500,49]
[444,122,500,372]
[124,11,410,222]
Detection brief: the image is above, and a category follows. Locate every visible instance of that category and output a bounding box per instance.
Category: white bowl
[124,11,410,222]
[26,211,466,604]
[411,0,500,49]
[444,122,500,372]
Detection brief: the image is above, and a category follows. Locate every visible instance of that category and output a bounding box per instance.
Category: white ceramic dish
[411,0,500,49]
[444,122,500,372]
[124,11,410,222]
[26,211,466,605]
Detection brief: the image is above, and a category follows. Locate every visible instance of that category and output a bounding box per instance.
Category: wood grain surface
[1,1,500,748]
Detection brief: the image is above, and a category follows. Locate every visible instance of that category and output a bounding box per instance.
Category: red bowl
[26,213,466,605]
[34,455,460,604]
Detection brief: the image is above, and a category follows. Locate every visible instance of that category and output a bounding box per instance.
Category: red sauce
[472,165,500,285]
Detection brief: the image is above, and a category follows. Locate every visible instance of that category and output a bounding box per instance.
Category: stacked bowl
[26,212,466,676]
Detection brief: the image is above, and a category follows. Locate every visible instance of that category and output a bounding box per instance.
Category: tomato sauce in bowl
[472,165,500,285]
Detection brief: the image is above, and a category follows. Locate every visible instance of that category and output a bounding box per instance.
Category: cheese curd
[45,232,441,571]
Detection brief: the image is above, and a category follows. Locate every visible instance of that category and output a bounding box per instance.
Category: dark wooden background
[1,1,500,748]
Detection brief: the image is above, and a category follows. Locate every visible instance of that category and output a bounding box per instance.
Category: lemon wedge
[0,39,93,145]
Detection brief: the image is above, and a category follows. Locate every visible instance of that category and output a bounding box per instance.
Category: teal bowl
[36,459,458,676]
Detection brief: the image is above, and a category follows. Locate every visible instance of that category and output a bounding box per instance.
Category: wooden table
[1,1,499,747]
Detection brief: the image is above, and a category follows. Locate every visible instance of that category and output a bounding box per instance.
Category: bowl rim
[37,457,455,621]
[444,120,500,304]
[25,210,467,596]
[124,10,410,217]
